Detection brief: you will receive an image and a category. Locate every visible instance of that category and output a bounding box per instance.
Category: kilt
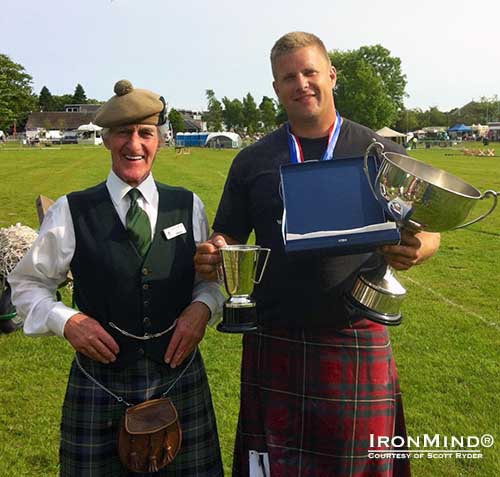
[232,319,411,477]
[60,350,223,477]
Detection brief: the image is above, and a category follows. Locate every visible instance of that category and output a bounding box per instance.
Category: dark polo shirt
[213,118,406,328]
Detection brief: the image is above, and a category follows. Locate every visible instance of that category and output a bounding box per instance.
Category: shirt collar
[106,170,156,206]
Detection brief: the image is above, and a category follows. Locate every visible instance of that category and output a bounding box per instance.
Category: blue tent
[448,123,472,133]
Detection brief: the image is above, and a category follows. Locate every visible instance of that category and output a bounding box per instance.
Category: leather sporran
[117,397,182,473]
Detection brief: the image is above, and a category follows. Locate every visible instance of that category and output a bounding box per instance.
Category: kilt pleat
[232,319,411,477]
[60,350,223,477]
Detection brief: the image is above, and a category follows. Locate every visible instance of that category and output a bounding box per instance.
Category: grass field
[0,143,498,476]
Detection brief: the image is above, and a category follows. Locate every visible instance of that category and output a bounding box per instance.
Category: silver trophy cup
[217,245,271,333]
[347,141,498,325]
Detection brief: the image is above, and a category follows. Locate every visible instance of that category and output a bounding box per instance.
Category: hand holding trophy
[347,141,498,326]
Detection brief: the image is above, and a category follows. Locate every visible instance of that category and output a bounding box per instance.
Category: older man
[195,32,440,476]
[9,80,223,476]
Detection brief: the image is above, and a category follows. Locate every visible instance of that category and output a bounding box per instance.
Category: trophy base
[347,266,406,327]
[344,293,402,326]
[217,305,258,333]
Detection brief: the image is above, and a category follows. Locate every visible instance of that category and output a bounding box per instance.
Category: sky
[1,0,499,113]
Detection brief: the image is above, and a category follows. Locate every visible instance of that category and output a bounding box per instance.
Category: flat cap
[94,80,166,128]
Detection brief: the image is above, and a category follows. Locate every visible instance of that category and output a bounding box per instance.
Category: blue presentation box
[280,157,400,255]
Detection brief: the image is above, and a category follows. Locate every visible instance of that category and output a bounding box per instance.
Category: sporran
[75,349,197,473]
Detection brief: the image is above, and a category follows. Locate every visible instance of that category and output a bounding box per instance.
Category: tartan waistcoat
[67,182,195,369]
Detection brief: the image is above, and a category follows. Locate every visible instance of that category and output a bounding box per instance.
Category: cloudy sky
[1,0,498,112]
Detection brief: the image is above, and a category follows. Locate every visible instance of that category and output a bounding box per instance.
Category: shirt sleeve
[212,150,253,243]
[8,196,79,337]
[191,193,224,323]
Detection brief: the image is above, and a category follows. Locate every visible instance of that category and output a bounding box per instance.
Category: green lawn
[0,143,499,476]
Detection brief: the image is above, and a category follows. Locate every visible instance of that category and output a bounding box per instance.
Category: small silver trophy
[217,245,271,333]
[346,141,498,325]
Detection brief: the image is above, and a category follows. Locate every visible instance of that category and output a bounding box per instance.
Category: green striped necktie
[126,188,151,257]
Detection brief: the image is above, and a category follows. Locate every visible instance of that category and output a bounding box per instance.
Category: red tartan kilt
[233,319,411,477]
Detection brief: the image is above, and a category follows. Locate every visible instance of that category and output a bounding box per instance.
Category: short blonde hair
[270,31,331,78]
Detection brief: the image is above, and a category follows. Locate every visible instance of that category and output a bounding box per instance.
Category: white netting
[0,223,38,279]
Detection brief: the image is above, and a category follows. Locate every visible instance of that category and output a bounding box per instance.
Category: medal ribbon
[286,111,342,163]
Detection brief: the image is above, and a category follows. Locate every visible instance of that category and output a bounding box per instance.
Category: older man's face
[104,124,159,186]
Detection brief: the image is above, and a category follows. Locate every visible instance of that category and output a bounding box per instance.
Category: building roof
[26,112,96,130]
[183,118,204,132]
[64,104,101,113]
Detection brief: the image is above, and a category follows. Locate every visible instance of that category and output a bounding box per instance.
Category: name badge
[163,223,187,240]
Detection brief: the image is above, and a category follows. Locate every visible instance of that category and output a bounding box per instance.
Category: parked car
[62,132,78,144]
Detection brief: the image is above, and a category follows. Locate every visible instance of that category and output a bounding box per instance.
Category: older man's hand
[164,301,210,368]
[378,230,441,270]
[64,313,119,364]
[194,234,228,281]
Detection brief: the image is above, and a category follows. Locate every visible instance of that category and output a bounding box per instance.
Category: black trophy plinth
[216,304,259,333]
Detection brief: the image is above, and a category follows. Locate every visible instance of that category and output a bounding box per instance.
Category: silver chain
[108,319,178,340]
[74,348,197,407]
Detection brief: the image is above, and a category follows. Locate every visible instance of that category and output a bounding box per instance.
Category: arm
[378,230,441,270]
[8,196,119,364]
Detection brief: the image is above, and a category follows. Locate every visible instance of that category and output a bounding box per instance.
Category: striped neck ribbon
[286,111,342,164]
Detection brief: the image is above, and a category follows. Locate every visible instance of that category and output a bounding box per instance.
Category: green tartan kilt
[60,350,223,477]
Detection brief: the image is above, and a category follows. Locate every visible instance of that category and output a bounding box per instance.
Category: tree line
[0,53,100,131]
[168,89,286,136]
[1,49,498,134]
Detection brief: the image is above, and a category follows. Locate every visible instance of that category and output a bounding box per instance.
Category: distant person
[9,79,224,476]
[411,135,418,149]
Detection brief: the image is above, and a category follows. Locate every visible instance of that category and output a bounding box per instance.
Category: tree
[38,86,54,111]
[395,108,420,133]
[52,94,75,111]
[242,92,260,134]
[259,96,277,132]
[330,45,407,130]
[222,97,244,132]
[203,89,223,131]
[0,54,37,130]
[168,108,184,135]
[427,106,447,127]
[275,103,288,126]
[356,45,406,111]
[73,83,87,104]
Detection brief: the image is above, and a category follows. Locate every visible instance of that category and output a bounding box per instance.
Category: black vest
[68,182,195,368]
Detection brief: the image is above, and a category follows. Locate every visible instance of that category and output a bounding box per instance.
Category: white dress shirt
[9,170,223,337]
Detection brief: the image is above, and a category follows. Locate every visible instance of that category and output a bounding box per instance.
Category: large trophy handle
[363,140,386,201]
[253,248,271,285]
[453,190,498,229]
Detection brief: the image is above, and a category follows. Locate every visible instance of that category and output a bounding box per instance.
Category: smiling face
[103,124,160,186]
[272,45,336,137]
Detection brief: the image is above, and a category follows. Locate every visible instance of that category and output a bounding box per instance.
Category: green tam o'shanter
[94,80,166,128]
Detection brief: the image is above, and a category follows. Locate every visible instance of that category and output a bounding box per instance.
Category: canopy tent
[77,122,102,145]
[376,127,407,138]
[77,122,102,132]
[205,132,242,149]
[376,126,407,145]
[448,123,472,133]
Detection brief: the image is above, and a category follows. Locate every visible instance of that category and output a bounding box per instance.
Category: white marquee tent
[376,127,407,145]
[77,122,103,145]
